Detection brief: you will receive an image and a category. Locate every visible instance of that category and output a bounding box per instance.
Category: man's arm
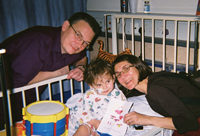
[28,56,87,85]
[74,56,87,67]
[67,56,87,81]
[28,65,69,85]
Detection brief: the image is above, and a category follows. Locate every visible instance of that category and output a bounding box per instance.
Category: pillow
[96,40,132,64]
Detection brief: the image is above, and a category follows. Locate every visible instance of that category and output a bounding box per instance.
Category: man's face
[60,20,95,54]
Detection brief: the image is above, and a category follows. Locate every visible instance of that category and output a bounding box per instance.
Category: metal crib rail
[0,73,84,130]
[108,13,200,73]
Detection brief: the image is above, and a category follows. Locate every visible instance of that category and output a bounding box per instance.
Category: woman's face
[114,61,139,90]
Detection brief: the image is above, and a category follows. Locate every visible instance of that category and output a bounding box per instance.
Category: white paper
[97,97,133,136]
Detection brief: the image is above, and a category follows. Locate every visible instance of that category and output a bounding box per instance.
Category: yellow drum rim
[23,100,69,123]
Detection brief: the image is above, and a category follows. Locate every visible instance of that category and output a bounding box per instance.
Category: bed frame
[1,13,200,136]
[104,13,200,73]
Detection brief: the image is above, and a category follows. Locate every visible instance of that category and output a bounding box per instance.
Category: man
[0,12,101,129]
[1,12,101,87]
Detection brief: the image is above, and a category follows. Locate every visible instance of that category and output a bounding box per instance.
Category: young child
[66,58,126,136]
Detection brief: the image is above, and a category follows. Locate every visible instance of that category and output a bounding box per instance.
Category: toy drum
[22,100,69,136]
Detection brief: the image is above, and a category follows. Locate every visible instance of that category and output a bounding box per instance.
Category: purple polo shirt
[1,26,86,88]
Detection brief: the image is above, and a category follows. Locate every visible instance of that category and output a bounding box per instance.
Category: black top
[126,89,144,98]
[146,71,200,134]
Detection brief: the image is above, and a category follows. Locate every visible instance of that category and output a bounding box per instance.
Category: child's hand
[91,131,99,136]
[87,119,101,130]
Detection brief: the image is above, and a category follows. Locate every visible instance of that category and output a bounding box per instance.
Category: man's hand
[67,56,87,82]
[66,66,85,81]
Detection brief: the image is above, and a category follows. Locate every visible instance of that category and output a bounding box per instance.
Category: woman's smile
[125,77,133,84]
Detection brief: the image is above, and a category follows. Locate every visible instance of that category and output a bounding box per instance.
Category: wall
[87,0,199,40]
[87,0,198,15]
[87,0,200,40]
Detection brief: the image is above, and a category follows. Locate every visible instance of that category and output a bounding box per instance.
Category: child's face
[91,74,115,96]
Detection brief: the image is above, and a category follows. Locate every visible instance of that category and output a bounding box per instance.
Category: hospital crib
[0,54,172,136]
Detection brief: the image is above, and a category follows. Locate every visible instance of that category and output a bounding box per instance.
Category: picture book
[97,97,133,136]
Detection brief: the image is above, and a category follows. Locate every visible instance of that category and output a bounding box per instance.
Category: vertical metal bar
[141,18,145,60]
[174,20,178,73]
[36,87,39,101]
[162,19,166,71]
[194,20,199,73]
[131,18,135,55]
[152,19,155,72]
[48,83,52,100]
[198,20,200,70]
[186,21,190,73]
[70,79,74,95]
[59,80,64,103]
[122,17,125,51]
[0,50,11,136]
[111,15,118,55]
[7,90,12,127]
[80,81,84,93]
[104,14,109,52]
[199,48,200,70]
[162,20,166,70]
[22,90,26,107]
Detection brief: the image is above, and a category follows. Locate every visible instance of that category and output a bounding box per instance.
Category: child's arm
[73,124,94,136]
[87,119,101,130]
[73,125,90,136]
[73,119,101,136]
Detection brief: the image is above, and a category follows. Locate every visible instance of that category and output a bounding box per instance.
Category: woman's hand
[124,111,176,130]
[124,111,148,126]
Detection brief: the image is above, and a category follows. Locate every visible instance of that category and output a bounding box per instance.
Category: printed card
[97,97,133,136]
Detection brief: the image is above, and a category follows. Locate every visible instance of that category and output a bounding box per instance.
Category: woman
[112,54,200,135]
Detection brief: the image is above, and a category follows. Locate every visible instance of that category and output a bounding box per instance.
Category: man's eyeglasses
[70,25,90,50]
[115,65,134,78]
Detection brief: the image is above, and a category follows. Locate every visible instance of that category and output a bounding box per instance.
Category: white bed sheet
[65,93,171,136]
[126,95,171,136]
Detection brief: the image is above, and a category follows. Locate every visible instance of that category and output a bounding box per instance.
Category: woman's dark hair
[68,12,102,50]
[84,58,114,86]
[112,54,153,96]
